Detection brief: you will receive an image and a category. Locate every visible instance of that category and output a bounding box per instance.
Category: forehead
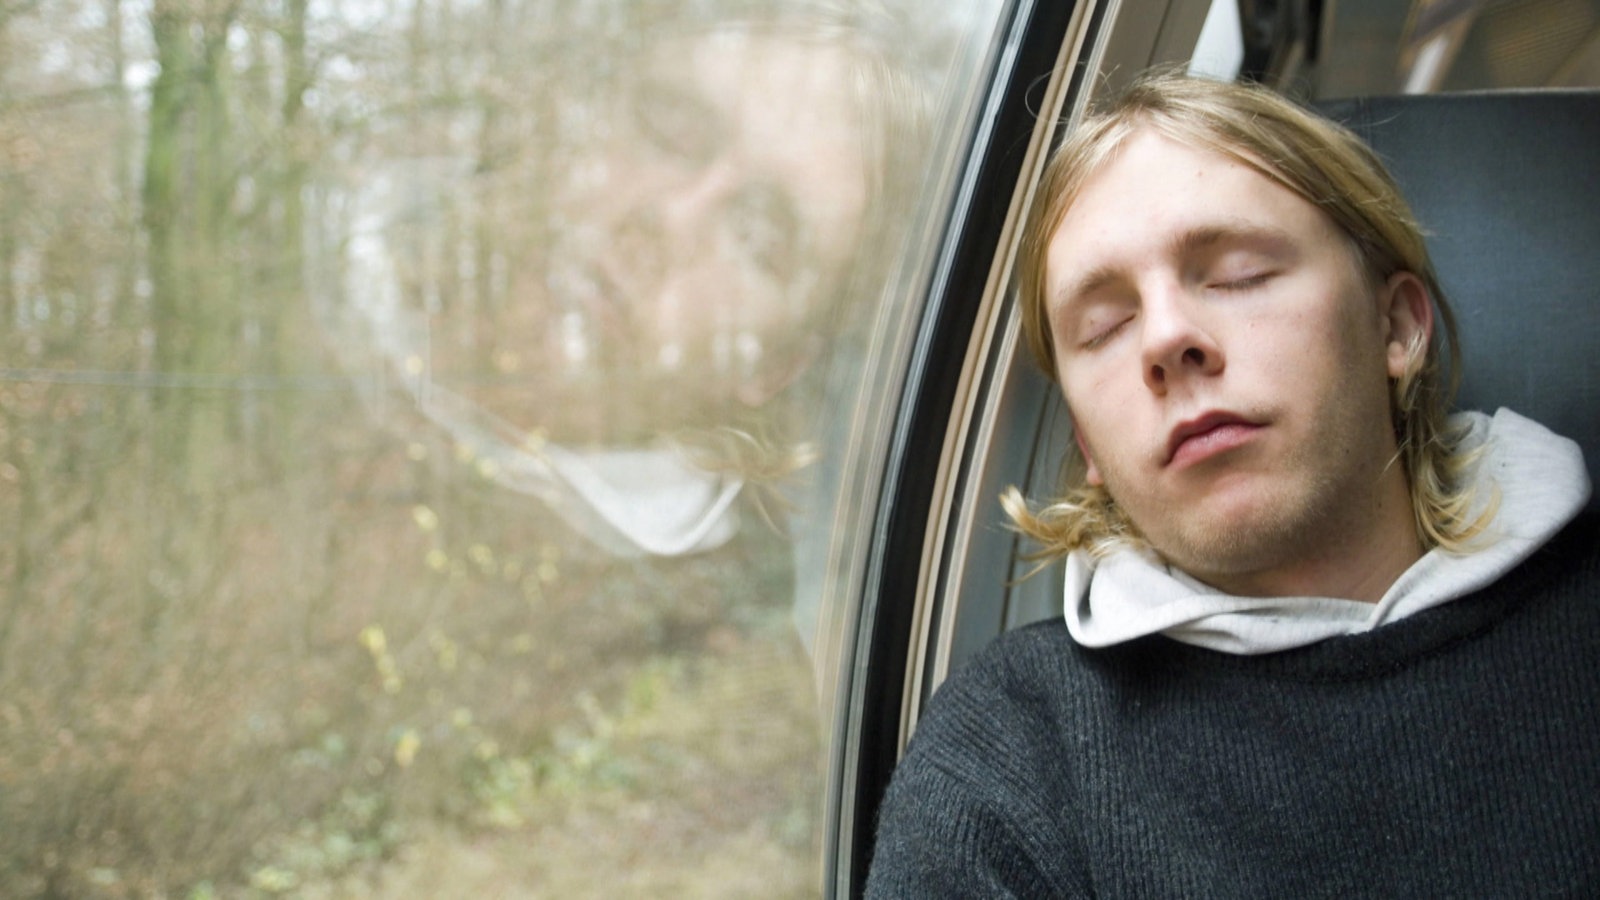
[1043,129,1335,295]
[638,30,871,248]
[665,33,860,141]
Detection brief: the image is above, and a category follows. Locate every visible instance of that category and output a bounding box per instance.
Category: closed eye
[1079,314,1133,350]
[1211,271,1274,291]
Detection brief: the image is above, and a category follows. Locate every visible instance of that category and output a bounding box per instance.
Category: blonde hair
[1005,71,1493,560]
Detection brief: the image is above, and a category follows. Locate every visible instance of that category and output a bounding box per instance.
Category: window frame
[832,0,1221,892]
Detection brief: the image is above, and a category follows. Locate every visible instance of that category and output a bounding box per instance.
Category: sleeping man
[868,71,1598,897]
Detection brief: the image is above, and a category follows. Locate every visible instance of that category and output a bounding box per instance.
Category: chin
[1152,495,1310,577]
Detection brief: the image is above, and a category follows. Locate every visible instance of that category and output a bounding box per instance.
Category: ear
[1379,271,1433,380]
[1072,421,1103,486]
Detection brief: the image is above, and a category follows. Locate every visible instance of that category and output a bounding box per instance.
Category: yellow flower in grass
[394,729,421,768]
[359,625,387,656]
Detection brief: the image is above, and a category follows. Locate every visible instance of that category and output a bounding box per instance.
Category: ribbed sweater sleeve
[866,638,1087,898]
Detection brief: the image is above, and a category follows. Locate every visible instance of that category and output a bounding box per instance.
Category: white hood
[1063,409,1592,654]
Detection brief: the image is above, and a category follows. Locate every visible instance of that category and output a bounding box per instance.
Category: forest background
[0,0,840,895]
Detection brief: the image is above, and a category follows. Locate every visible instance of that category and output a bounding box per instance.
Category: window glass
[1312,0,1600,97]
[0,0,1006,895]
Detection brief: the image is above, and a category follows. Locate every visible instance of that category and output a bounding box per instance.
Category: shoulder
[889,618,1078,792]
[913,618,1091,750]
[866,618,1100,898]
[1508,509,1600,630]
[903,615,1171,768]
[1502,509,1600,601]
[1542,508,1600,563]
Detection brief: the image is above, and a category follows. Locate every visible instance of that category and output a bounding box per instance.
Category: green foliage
[247,789,400,895]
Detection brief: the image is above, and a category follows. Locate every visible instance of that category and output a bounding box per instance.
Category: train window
[0,1,1013,895]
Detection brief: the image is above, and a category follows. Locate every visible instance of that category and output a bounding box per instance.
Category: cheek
[799,170,866,252]
[1079,439,1103,486]
[1321,293,1394,392]
[1060,373,1118,486]
[1058,354,1125,419]
[1259,300,1390,434]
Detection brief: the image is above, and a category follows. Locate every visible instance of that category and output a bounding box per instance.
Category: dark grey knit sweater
[867,513,1600,898]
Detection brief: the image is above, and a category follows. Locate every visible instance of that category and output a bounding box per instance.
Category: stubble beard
[1117,423,1388,597]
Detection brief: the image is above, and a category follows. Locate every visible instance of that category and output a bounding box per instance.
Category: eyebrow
[1050,221,1296,311]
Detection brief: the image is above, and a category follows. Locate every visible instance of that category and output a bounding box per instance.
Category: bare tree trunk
[140,0,243,665]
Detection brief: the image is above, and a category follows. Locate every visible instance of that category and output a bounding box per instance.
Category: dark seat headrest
[1319,91,1600,512]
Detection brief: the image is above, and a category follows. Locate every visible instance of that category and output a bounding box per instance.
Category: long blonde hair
[1005,71,1493,560]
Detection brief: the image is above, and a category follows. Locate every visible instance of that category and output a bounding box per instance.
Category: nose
[608,161,738,290]
[1140,282,1223,394]
[608,156,739,277]
[601,161,736,297]
[604,162,747,373]
[661,161,738,236]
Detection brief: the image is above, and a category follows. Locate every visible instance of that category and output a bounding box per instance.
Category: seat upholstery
[1320,90,1600,511]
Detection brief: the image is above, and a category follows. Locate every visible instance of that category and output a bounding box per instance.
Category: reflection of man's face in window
[541,29,871,434]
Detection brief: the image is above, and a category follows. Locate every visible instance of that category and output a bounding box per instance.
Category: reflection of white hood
[538,443,741,557]
[421,384,741,558]
[1064,409,1592,655]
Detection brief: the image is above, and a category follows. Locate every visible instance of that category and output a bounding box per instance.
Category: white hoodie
[1063,409,1593,654]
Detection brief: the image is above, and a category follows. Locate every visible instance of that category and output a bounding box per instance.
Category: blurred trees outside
[0,0,828,895]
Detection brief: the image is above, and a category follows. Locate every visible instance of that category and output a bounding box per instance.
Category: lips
[1165,412,1261,468]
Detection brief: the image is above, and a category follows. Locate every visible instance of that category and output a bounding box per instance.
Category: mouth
[1165,411,1262,468]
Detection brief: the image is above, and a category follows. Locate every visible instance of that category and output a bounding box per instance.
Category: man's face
[441,28,871,441]
[552,29,868,408]
[1043,129,1427,595]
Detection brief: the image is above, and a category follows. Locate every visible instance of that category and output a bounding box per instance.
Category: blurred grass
[0,381,824,898]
